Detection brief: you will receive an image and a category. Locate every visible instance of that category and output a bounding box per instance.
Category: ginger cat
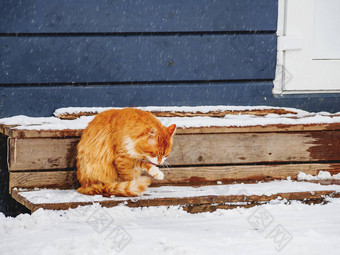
[76,108,176,197]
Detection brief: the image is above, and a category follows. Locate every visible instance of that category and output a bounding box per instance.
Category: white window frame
[273,0,340,95]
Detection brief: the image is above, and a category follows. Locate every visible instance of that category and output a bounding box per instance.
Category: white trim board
[273,0,340,95]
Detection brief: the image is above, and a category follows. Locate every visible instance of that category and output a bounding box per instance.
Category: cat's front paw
[149,165,164,180]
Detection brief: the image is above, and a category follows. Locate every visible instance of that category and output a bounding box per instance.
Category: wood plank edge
[11,189,36,212]
[9,164,340,189]
[15,190,339,213]
[7,123,340,138]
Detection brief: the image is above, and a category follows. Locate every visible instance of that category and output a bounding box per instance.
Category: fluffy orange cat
[76,108,176,197]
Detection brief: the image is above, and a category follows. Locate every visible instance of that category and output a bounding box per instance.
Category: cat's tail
[77,176,151,197]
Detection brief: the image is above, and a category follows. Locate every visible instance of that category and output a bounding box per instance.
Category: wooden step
[8,164,340,191]
[1,106,340,213]
[6,132,340,171]
[11,181,340,213]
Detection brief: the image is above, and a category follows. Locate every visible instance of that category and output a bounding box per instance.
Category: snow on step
[53,105,308,116]
[298,171,340,181]
[18,180,340,205]
[0,105,340,130]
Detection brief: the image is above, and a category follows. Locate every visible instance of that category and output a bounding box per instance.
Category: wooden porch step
[12,181,340,213]
[1,106,340,213]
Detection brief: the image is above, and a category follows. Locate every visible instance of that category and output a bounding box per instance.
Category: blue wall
[1,0,340,216]
[0,0,278,117]
[1,0,338,117]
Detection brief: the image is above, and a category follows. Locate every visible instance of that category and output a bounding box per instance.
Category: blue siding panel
[1,83,340,118]
[0,0,278,33]
[0,34,277,84]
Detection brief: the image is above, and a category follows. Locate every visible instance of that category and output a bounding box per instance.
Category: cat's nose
[158,158,162,165]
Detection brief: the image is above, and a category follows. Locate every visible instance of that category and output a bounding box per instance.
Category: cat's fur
[76,108,176,197]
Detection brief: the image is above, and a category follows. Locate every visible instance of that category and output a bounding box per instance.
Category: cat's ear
[167,124,176,136]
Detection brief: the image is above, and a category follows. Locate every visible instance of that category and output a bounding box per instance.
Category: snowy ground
[1,197,339,255]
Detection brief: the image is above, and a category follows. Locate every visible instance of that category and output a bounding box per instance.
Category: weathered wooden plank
[8,130,340,170]
[0,34,276,84]
[0,124,18,137]
[9,138,78,171]
[0,0,278,33]
[57,108,300,120]
[159,164,340,184]
[169,131,340,165]
[10,190,34,212]
[183,192,339,213]
[9,171,78,191]
[4,127,84,139]
[11,189,339,213]
[183,203,258,214]
[175,123,340,134]
[4,122,340,139]
[9,164,340,189]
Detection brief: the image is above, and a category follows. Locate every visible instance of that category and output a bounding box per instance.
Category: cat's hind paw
[149,165,165,180]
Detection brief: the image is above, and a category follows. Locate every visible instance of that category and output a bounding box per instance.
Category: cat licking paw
[76,108,175,197]
[149,165,165,180]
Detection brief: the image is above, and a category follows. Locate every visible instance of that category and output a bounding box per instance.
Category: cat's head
[125,124,176,165]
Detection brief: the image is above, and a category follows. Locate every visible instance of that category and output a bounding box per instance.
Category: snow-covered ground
[1,199,340,255]
[2,180,340,255]
[1,106,339,254]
